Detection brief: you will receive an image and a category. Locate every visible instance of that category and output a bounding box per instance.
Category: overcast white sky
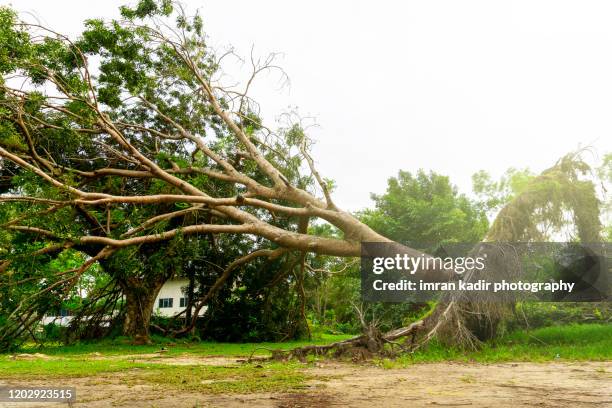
[5,1,612,211]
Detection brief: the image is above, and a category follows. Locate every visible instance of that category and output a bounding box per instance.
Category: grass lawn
[383,323,612,367]
[0,324,609,394]
[0,333,351,391]
[18,333,355,358]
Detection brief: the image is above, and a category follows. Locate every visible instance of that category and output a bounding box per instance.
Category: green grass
[0,335,334,395]
[19,333,354,358]
[384,323,612,367]
[0,333,351,384]
[0,358,157,378]
[141,362,311,394]
[0,357,312,394]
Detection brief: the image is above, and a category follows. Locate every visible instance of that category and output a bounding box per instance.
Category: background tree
[362,169,488,247]
[596,153,612,241]
[309,170,489,334]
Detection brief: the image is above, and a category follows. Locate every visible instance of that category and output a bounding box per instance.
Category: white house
[152,278,206,318]
[41,310,76,327]
[43,278,205,325]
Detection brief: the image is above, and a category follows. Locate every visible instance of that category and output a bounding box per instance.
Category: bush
[40,323,68,342]
[509,302,611,331]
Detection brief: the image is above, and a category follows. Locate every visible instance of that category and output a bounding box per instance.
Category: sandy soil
[1,359,610,407]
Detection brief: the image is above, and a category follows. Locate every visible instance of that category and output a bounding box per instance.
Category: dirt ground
[1,358,610,407]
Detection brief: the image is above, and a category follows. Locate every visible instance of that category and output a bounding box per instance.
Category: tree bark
[185,270,195,325]
[119,277,166,344]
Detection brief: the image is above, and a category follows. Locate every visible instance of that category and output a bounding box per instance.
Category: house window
[179,297,188,308]
[158,298,173,308]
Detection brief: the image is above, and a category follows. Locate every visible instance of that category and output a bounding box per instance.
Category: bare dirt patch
[300,361,612,407]
[7,354,51,361]
[132,354,244,366]
[0,361,610,407]
[85,352,246,366]
[145,355,243,366]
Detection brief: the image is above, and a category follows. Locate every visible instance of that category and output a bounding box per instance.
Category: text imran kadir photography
[361,242,611,302]
[371,278,577,294]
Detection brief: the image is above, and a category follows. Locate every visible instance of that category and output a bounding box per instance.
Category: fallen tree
[0,1,432,346]
[282,153,604,357]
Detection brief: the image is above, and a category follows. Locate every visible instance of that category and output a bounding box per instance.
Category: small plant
[460,375,476,383]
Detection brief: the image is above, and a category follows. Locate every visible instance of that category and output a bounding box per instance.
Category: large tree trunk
[119,277,166,344]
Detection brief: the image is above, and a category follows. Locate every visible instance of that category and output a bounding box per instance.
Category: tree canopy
[362,170,489,247]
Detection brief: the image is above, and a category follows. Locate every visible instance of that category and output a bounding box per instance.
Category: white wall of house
[153,278,206,318]
[41,315,73,326]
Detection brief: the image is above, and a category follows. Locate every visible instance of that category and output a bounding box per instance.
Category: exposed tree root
[272,320,425,362]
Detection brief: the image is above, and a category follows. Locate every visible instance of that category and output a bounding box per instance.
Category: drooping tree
[422,154,604,348]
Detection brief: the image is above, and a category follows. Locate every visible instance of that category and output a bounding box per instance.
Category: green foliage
[0,7,31,74]
[485,154,603,242]
[385,324,612,365]
[509,302,611,330]
[0,246,104,350]
[40,323,68,342]
[198,248,309,342]
[362,169,489,248]
[120,0,174,20]
[472,168,535,216]
[1,0,606,352]
[597,153,612,184]
[0,0,321,349]
[309,170,488,336]
[596,153,612,241]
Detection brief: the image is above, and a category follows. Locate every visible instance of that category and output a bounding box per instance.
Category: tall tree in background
[311,170,489,332]
[596,153,612,241]
[362,170,489,247]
